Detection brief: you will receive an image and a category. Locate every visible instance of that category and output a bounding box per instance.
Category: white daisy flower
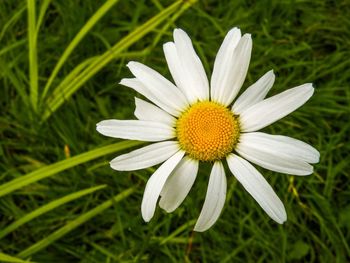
[96,28,320,232]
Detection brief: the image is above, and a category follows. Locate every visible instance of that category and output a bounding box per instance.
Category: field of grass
[1,0,349,262]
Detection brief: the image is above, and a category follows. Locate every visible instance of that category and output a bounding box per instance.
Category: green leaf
[0,141,143,197]
[17,187,135,258]
[0,185,106,239]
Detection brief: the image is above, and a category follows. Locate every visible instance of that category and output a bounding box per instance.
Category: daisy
[96,28,320,232]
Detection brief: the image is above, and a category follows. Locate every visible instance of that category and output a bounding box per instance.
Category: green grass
[1,0,349,262]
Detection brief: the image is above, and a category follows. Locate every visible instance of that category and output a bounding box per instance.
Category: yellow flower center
[176,101,240,162]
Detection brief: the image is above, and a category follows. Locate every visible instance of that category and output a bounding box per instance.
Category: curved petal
[121,78,180,117]
[127,61,189,116]
[110,141,180,171]
[236,132,319,175]
[96,120,174,141]
[194,161,226,232]
[163,42,201,103]
[232,70,275,114]
[227,154,287,224]
[134,97,176,126]
[141,150,185,222]
[237,141,313,176]
[210,33,252,106]
[159,157,199,212]
[210,28,241,103]
[239,83,314,132]
[239,132,320,164]
[172,29,209,101]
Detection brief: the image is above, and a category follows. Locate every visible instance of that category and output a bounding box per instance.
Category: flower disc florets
[176,101,240,161]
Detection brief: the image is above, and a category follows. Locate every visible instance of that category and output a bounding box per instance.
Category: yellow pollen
[176,101,240,162]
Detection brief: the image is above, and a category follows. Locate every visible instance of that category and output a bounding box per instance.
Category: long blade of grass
[0,40,26,57]
[42,0,196,122]
[27,0,38,112]
[0,141,143,197]
[41,0,120,100]
[0,4,26,41]
[0,58,28,106]
[35,0,51,35]
[0,185,106,239]
[159,219,196,245]
[148,0,193,53]
[0,252,35,263]
[45,56,98,103]
[17,187,135,258]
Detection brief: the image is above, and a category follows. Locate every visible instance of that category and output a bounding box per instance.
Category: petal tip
[193,225,206,232]
[228,27,241,35]
[141,208,152,222]
[119,78,128,85]
[302,83,314,92]
[126,61,138,69]
[174,28,185,34]
[243,33,252,39]
[163,41,174,49]
[279,214,287,224]
[109,162,120,171]
[159,202,174,213]
[96,120,104,127]
[173,28,190,41]
[142,216,151,223]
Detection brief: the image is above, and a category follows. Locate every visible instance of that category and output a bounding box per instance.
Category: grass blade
[0,58,28,106]
[27,0,38,112]
[35,0,51,35]
[0,40,26,57]
[0,4,26,42]
[41,0,120,100]
[0,185,107,239]
[0,141,143,197]
[17,187,135,258]
[42,0,196,122]
[0,252,35,263]
[50,56,98,95]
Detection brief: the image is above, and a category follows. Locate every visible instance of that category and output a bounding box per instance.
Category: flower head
[97,28,320,232]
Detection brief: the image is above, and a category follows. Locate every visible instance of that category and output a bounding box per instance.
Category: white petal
[210,33,252,106]
[236,133,318,175]
[127,61,189,116]
[110,141,180,171]
[240,83,314,132]
[96,120,174,141]
[227,154,287,224]
[163,42,200,103]
[159,157,199,212]
[194,161,227,232]
[237,132,320,175]
[210,28,241,103]
[173,29,209,101]
[239,132,320,164]
[121,78,179,117]
[232,70,275,114]
[141,150,185,222]
[134,97,176,126]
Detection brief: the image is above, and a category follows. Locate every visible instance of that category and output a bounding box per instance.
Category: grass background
[1,0,350,262]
